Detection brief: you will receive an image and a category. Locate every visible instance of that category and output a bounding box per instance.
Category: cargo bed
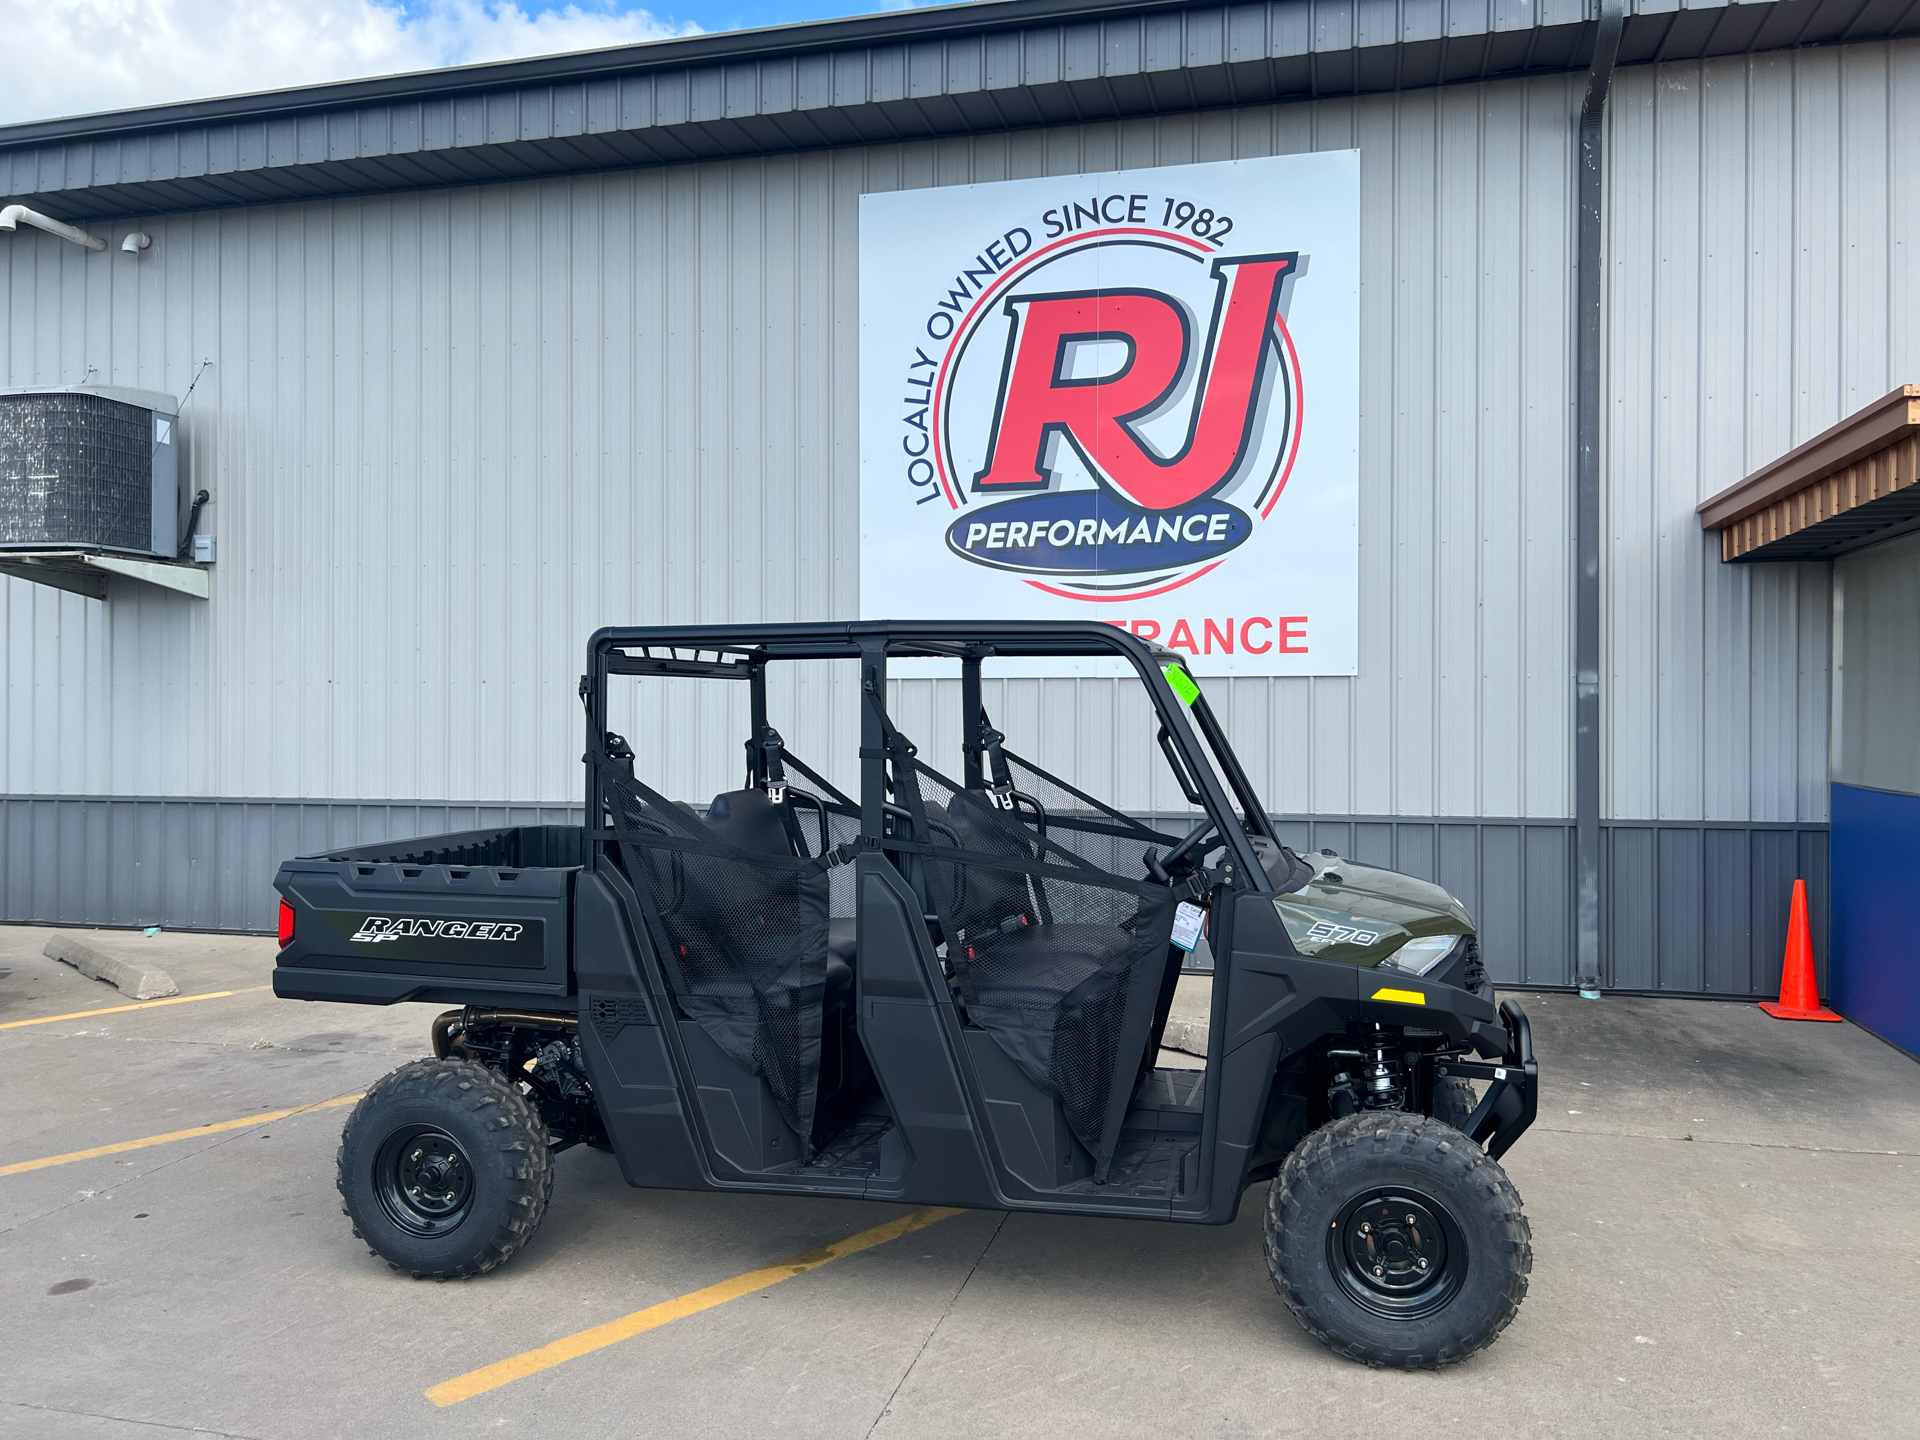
[272,825,587,1006]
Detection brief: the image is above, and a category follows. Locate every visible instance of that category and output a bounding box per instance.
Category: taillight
[278,900,295,948]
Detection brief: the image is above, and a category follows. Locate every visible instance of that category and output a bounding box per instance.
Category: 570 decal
[1306,920,1381,946]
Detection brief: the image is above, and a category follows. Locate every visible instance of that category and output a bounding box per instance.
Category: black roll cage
[581,620,1279,892]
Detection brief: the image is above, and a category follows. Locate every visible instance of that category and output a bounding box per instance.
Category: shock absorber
[1359,1029,1406,1111]
[1326,1029,1409,1116]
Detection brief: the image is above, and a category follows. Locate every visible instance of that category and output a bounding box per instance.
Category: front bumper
[1433,998,1538,1159]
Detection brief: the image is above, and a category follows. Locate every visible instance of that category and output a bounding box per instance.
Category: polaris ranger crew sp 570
[273,622,1539,1368]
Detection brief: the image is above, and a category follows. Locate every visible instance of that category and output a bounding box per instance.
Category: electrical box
[0,385,182,557]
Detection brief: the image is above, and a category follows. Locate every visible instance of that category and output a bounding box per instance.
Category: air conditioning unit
[0,385,205,599]
[0,385,180,555]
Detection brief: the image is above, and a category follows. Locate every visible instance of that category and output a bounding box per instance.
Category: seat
[891,761,1177,1181]
[703,789,793,854]
[705,789,853,996]
[960,923,1135,1010]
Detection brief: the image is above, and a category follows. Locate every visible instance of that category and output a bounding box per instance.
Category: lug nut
[1406,1214,1416,1224]
[1373,1265,1384,1276]
[1417,1258,1429,1270]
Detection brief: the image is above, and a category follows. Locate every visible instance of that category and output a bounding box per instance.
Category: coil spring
[1360,1047,1405,1110]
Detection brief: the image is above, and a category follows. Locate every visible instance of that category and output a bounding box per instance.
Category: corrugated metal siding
[1602,40,1920,822]
[2,794,1823,997]
[1604,820,1829,992]
[3,74,1586,822]
[1,795,581,932]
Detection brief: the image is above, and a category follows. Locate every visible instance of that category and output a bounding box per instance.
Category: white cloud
[0,0,700,126]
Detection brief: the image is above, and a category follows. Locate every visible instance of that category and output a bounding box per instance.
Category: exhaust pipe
[431,1006,577,1058]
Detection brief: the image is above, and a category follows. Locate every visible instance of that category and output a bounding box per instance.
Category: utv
[272,621,1537,1368]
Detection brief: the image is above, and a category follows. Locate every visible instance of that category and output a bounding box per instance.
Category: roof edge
[1698,385,1920,529]
[0,0,1256,151]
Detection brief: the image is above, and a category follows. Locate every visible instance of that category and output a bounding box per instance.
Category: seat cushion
[961,923,1133,1010]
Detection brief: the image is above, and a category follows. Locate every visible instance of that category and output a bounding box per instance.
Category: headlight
[1380,934,1461,976]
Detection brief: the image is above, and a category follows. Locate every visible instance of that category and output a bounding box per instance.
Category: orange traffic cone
[1758,879,1840,1021]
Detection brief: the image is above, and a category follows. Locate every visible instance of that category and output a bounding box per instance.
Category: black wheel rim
[373,1125,475,1238]
[1326,1187,1467,1321]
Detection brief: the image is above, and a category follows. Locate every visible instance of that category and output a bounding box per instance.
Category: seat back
[704,789,796,857]
[606,775,831,1144]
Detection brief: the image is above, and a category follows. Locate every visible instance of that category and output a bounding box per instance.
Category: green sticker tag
[1163,664,1200,706]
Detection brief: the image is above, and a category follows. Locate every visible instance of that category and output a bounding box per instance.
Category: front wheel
[1265,1112,1531,1368]
[337,1058,555,1279]
[1431,1075,1479,1131]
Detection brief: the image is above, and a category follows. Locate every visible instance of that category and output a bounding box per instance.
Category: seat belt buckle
[766,781,788,804]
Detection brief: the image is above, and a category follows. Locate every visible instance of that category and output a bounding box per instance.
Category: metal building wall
[8,45,1904,988]
[1603,41,1920,827]
[2,74,1583,817]
[1581,39,1920,994]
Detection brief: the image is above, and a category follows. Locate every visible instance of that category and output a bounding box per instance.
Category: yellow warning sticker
[1370,987,1427,1005]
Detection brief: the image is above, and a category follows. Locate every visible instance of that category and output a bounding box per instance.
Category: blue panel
[1830,783,1920,1059]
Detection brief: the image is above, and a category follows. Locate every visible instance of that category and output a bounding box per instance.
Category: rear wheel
[1265,1112,1530,1368]
[338,1058,554,1279]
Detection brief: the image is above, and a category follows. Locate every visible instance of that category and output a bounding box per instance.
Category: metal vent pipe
[0,204,106,251]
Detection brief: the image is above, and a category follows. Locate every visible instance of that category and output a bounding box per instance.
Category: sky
[0,0,925,127]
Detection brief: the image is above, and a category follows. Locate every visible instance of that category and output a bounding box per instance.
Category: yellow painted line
[0,985,268,1030]
[1370,986,1427,1005]
[427,1205,966,1408]
[0,1093,363,1178]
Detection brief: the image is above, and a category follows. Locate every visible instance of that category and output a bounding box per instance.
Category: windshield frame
[1181,683,1281,848]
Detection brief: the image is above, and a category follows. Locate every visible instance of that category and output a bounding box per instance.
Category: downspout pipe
[1574,0,1624,1000]
[0,204,107,251]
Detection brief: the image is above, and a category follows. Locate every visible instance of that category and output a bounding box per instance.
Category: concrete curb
[1162,973,1212,1059]
[43,934,179,1000]
[1162,1016,1209,1058]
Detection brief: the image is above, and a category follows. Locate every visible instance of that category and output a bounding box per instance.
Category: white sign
[859,153,1359,675]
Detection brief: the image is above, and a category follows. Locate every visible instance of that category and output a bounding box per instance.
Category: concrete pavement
[2,925,1915,1438]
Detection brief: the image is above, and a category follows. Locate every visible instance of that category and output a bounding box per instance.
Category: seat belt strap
[750,724,790,802]
[967,708,1017,810]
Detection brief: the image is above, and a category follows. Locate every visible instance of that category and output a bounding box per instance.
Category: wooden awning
[1697,385,1920,562]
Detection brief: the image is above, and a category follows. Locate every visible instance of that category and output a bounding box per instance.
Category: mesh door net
[607,773,832,1144]
[768,750,863,922]
[891,741,1178,1181]
[988,743,1185,876]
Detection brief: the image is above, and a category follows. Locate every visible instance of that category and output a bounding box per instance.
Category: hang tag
[1170,901,1206,952]
[1163,664,1200,706]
